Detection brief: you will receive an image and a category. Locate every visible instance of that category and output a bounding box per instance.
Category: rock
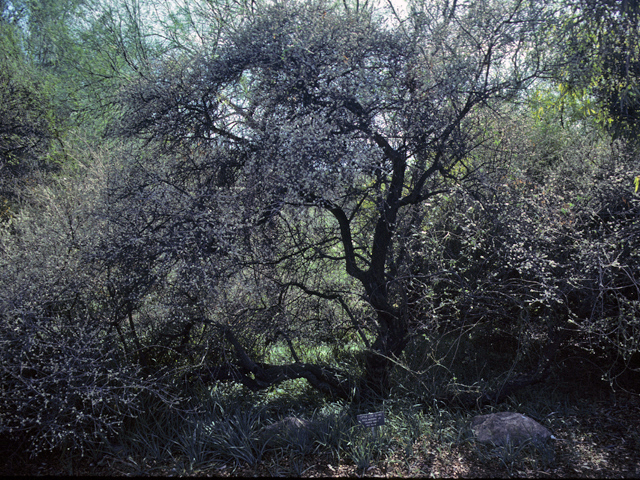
[262,416,312,434]
[259,417,314,447]
[470,412,553,447]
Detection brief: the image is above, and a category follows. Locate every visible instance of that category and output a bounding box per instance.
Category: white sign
[357,411,385,436]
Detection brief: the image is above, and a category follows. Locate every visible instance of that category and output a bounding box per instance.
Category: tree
[553,0,640,141]
[112,0,547,398]
[0,17,60,217]
[5,0,175,139]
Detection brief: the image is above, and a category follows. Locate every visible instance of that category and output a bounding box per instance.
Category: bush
[0,150,176,458]
[0,22,62,217]
[0,312,144,456]
[407,109,640,393]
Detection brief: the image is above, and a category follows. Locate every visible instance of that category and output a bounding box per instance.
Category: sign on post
[357,411,385,436]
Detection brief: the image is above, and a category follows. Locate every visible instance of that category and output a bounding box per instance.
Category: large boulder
[470,412,553,447]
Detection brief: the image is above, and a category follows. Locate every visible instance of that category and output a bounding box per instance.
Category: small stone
[470,412,553,446]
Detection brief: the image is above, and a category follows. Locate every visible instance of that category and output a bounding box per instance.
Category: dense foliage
[553,0,640,141]
[0,0,638,462]
[0,19,60,214]
[110,0,548,398]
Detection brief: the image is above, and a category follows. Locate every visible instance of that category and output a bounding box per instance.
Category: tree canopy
[111,0,548,397]
[0,16,60,214]
[553,0,640,140]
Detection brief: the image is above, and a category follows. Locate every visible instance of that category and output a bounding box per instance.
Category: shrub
[407,110,640,394]
[0,151,176,458]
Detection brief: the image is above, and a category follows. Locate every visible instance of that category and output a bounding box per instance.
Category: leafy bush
[0,152,177,457]
[0,21,62,217]
[0,312,144,456]
[406,107,640,394]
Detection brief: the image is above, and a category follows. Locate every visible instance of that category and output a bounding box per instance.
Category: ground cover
[3,374,639,478]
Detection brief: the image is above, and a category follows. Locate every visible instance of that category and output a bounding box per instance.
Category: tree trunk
[361,307,408,398]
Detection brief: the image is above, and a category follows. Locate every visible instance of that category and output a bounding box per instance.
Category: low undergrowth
[2,331,639,477]
[3,372,639,478]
